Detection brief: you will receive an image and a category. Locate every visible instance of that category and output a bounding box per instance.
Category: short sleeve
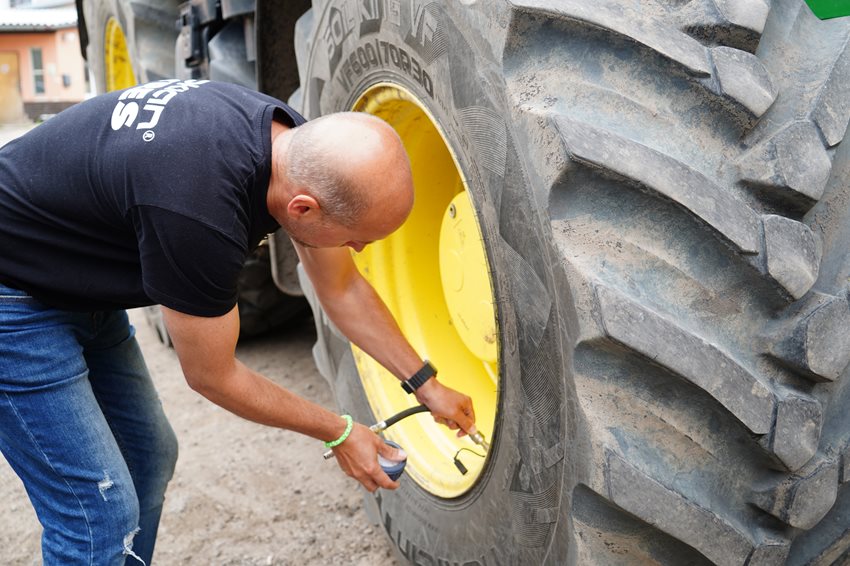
[130,205,247,316]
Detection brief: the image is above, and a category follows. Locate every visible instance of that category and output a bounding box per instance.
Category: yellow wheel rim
[350,84,499,498]
[104,18,135,91]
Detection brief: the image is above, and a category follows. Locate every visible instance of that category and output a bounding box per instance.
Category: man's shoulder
[132,204,247,247]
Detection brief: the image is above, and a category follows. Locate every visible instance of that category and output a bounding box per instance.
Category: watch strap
[401,361,437,394]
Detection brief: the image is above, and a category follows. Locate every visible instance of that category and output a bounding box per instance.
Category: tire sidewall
[302,2,574,563]
[83,0,135,94]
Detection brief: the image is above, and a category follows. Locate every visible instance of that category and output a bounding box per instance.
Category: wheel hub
[439,194,498,364]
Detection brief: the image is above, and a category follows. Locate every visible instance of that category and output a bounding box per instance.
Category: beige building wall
[0,26,87,122]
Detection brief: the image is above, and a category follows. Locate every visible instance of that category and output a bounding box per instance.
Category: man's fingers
[461,399,476,431]
[378,442,407,462]
[426,387,478,435]
[374,472,400,491]
[354,466,399,492]
[364,445,402,491]
[434,416,471,432]
[360,463,399,491]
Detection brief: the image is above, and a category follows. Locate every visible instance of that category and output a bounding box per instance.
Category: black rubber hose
[382,405,430,429]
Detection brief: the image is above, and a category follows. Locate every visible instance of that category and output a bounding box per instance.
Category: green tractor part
[806,0,850,19]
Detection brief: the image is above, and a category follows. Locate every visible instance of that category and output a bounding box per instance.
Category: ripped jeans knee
[123,527,146,565]
[92,469,146,565]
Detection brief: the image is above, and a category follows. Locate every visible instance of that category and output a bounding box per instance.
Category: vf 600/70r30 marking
[334,38,434,97]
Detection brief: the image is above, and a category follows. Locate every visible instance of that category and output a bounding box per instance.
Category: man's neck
[271,119,289,143]
[267,121,293,221]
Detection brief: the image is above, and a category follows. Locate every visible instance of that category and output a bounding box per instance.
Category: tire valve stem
[469,431,489,452]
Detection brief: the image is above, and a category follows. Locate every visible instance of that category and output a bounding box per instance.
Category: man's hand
[332,423,404,492]
[161,306,403,494]
[414,379,477,437]
[295,242,479,439]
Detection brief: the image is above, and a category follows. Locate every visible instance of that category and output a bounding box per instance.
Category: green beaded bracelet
[324,414,354,449]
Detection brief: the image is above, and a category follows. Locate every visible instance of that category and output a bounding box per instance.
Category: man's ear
[286,194,320,219]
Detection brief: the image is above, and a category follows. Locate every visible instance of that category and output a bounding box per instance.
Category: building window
[31,48,44,94]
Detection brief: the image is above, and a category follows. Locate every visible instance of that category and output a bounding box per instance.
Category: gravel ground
[0,309,400,565]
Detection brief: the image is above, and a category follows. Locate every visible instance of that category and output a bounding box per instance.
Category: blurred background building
[0,0,88,123]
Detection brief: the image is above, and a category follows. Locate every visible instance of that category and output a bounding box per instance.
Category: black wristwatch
[401,361,437,394]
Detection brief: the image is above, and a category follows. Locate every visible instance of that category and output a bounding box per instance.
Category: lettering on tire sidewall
[306,0,451,118]
[334,38,433,98]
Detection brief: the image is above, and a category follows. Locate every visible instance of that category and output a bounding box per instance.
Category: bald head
[281,112,414,228]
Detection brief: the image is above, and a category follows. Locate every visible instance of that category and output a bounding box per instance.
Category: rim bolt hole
[449,204,457,218]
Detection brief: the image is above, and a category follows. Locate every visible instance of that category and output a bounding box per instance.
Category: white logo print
[110,79,210,139]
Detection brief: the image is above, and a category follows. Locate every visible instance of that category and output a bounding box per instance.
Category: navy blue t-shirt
[0,79,305,316]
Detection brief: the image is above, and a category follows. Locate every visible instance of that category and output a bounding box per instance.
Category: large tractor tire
[293,1,850,564]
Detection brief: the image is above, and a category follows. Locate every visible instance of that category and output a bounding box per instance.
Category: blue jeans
[0,283,178,565]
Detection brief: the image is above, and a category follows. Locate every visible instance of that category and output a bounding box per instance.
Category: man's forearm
[295,247,476,434]
[318,274,423,381]
[187,358,347,442]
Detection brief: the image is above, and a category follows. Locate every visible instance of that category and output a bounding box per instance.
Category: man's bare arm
[294,243,476,435]
[161,305,401,491]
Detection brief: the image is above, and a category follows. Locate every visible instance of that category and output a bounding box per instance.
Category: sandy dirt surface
[0,309,400,565]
